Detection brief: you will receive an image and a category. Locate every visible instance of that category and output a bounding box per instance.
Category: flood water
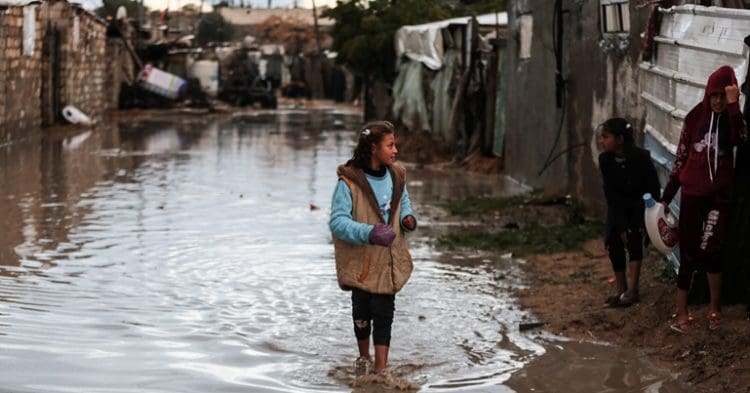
[0,109,683,392]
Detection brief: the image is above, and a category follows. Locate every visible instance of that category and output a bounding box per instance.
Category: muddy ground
[429,192,750,393]
[393,122,750,392]
[520,243,750,393]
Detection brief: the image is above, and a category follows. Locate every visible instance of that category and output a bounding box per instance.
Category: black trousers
[351,288,395,346]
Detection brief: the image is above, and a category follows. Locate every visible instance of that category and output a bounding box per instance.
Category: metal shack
[393,13,508,159]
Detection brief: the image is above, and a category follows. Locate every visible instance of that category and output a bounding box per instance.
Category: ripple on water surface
[0,111,684,392]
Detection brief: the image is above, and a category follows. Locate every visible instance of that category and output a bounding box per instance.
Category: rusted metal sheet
[640,5,750,154]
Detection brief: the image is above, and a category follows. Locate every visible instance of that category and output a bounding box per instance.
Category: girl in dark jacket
[598,118,661,307]
[661,66,746,333]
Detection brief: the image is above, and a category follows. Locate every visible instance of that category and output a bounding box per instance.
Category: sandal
[618,291,640,307]
[604,293,624,307]
[669,315,695,334]
[708,312,722,331]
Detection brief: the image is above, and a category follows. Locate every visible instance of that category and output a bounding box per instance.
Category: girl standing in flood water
[329,121,417,378]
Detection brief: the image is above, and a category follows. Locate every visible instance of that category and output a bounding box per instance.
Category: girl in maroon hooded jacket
[663,66,747,333]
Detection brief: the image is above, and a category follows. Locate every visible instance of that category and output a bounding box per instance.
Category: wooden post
[311,0,322,54]
[447,17,478,157]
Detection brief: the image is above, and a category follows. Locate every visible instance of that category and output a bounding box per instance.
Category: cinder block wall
[0,5,43,142]
[45,2,108,124]
[1,3,116,138]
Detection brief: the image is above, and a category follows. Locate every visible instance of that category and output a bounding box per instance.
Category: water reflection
[0,110,681,392]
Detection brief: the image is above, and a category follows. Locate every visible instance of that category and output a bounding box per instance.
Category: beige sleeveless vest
[333,164,413,294]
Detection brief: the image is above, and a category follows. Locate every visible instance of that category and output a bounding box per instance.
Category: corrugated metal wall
[639,4,750,269]
[640,5,750,155]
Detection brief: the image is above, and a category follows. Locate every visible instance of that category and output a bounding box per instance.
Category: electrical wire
[538,0,585,176]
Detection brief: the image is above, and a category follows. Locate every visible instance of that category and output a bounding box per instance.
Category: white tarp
[431,50,459,137]
[392,60,430,132]
[395,12,507,70]
[640,5,750,153]
[188,60,219,98]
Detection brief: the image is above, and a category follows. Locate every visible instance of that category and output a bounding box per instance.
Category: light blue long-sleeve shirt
[329,169,416,245]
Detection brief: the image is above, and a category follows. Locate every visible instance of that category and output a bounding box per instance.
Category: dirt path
[517,240,750,392]
[423,186,750,392]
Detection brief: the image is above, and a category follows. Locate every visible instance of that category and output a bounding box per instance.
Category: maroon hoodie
[662,66,747,204]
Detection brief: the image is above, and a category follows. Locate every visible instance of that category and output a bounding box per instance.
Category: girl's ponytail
[346,121,395,168]
[601,117,635,147]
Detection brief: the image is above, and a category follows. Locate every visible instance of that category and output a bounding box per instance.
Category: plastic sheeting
[392,60,430,132]
[493,45,506,157]
[188,60,219,97]
[430,50,458,137]
[395,12,507,70]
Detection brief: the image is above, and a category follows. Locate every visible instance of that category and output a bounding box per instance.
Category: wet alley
[0,110,683,392]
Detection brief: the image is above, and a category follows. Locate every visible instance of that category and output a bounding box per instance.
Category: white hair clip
[626,123,632,129]
[362,129,371,136]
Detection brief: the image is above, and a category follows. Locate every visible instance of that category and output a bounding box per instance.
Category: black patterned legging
[351,288,395,346]
[607,229,645,273]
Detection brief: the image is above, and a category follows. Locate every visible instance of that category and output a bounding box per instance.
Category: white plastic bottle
[62,105,92,125]
[643,193,679,255]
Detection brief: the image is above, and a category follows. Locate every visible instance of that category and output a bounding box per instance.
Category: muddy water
[0,110,682,392]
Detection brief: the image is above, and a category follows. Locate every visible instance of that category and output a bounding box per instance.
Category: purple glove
[369,223,396,247]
